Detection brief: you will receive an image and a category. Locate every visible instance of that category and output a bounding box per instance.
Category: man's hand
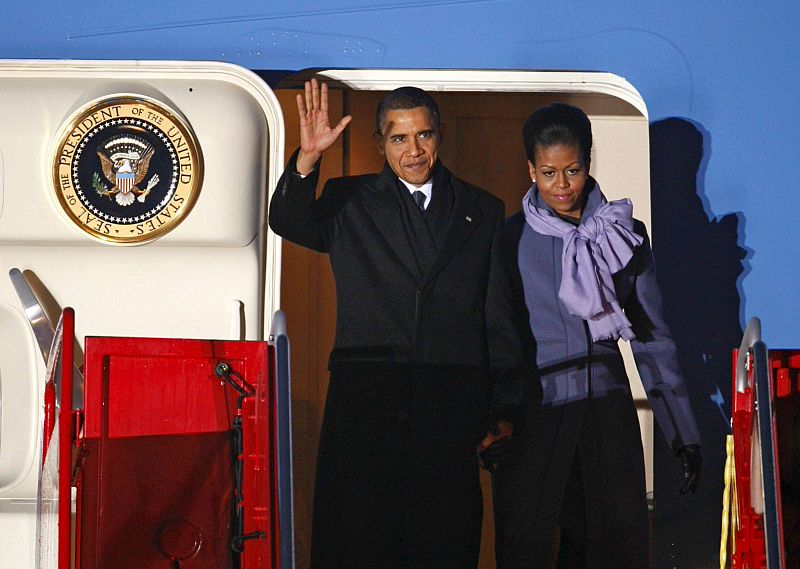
[295,78,352,175]
[476,419,513,472]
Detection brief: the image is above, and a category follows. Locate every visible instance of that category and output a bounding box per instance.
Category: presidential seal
[53,96,203,244]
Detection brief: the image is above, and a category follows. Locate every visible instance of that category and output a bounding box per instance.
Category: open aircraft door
[0,63,654,568]
[0,60,292,568]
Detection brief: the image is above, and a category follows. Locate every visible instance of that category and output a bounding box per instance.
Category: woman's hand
[295,78,352,175]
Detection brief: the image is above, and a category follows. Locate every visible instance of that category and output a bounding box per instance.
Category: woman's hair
[522,103,592,166]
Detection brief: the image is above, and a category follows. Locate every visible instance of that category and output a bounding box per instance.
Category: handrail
[751,338,785,569]
[736,317,762,393]
[271,309,295,569]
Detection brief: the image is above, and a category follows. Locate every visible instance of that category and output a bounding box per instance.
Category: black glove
[677,444,702,494]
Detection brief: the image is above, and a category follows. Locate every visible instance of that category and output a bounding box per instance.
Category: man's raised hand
[295,78,352,175]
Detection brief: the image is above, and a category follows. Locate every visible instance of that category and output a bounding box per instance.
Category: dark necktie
[412,190,426,211]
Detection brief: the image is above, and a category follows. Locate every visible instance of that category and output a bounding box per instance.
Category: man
[269,79,523,569]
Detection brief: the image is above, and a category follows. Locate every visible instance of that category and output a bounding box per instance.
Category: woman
[493,103,702,568]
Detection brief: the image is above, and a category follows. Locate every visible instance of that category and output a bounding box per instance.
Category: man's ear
[373,131,385,155]
[437,122,445,144]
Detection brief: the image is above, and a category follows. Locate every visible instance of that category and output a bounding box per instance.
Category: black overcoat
[269,151,524,569]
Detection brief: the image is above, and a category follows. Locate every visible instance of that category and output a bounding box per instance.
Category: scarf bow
[522,183,644,342]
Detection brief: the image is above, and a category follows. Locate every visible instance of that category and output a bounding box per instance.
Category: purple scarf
[522,182,644,342]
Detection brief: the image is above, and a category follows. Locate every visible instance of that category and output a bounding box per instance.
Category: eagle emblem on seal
[94,136,161,206]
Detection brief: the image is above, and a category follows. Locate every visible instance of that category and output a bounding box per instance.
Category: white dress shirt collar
[398,178,433,210]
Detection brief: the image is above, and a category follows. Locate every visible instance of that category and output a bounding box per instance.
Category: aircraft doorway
[272,69,653,569]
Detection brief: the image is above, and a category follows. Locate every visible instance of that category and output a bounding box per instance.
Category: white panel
[0,59,285,544]
[591,115,652,226]
[319,69,649,117]
[0,148,4,218]
[0,302,39,494]
[0,503,37,569]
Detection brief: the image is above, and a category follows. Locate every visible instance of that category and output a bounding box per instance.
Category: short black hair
[522,103,592,166]
[376,86,441,133]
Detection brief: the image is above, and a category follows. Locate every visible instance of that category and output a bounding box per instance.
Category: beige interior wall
[275,87,651,569]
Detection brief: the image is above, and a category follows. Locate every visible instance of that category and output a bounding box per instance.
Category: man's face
[376,107,442,187]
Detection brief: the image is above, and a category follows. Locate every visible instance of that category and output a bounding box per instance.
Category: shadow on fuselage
[649,117,747,569]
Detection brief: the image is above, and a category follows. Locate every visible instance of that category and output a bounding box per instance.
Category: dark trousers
[493,392,649,569]
[310,363,488,569]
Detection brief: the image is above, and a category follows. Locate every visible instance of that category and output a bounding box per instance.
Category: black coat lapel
[420,170,481,287]
[360,163,425,280]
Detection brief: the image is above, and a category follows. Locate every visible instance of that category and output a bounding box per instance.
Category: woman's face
[529,144,588,221]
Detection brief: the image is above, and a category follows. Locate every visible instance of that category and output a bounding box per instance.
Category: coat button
[397,412,409,421]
